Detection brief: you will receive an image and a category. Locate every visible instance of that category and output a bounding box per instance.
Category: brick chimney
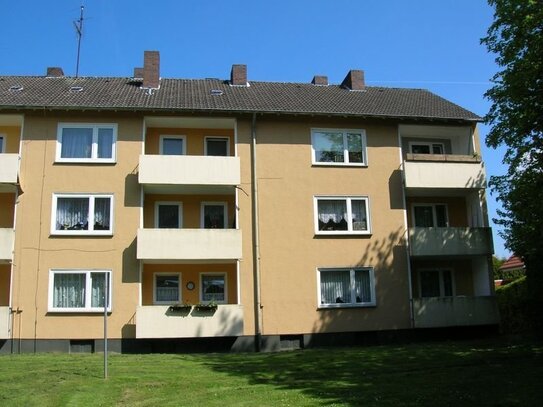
[311,75,328,86]
[143,50,160,88]
[341,69,365,91]
[230,64,247,86]
[133,67,144,79]
[46,67,64,77]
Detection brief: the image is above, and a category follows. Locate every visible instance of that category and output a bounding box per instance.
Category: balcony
[0,228,14,262]
[139,155,240,194]
[0,154,19,190]
[403,154,486,192]
[135,304,244,338]
[413,296,499,328]
[409,227,493,257]
[137,228,242,262]
[0,306,10,339]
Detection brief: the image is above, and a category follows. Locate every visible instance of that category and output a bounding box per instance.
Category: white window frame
[56,123,117,163]
[311,128,367,166]
[204,136,230,156]
[159,135,186,155]
[412,203,449,227]
[153,272,182,304]
[314,196,371,235]
[0,134,5,153]
[317,267,376,308]
[51,194,114,236]
[199,272,228,304]
[200,202,228,229]
[417,269,455,298]
[408,141,445,155]
[154,201,183,228]
[48,269,112,313]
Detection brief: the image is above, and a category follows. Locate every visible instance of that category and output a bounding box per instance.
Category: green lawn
[0,338,541,406]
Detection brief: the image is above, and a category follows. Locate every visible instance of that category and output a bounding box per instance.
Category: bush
[496,277,532,333]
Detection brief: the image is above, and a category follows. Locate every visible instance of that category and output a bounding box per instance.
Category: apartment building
[0,51,498,353]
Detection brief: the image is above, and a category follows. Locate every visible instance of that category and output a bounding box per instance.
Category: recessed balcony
[0,228,14,262]
[409,227,493,257]
[138,155,240,194]
[413,296,499,328]
[135,304,244,338]
[137,228,242,262]
[403,154,486,192]
[0,154,19,190]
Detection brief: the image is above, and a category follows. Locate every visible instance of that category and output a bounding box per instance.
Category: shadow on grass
[201,340,543,406]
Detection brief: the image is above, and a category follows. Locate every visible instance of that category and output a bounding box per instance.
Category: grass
[0,337,542,406]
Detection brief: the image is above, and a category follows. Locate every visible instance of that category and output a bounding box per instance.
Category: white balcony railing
[409,227,493,257]
[0,154,19,185]
[139,155,240,189]
[404,158,486,190]
[136,304,244,338]
[413,296,499,328]
[0,228,14,261]
[137,228,242,261]
[0,306,10,339]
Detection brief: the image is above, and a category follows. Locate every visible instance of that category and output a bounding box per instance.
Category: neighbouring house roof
[499,255,525,272]
[0,76,481,121]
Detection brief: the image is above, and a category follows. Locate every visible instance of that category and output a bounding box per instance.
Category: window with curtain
[315,197,369,234]
[311,129,366,165]
[57,124,116,162]
[50,270,111,312]
[318,268,375,307]
[52,194,113,235]
[202,203,226,229]
[201,274,226,302]
[155,274,180,303]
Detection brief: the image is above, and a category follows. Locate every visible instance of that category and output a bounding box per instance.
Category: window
[155,202,182,228]
[49,270,111,312]
[318,268,375,307]
[314,196,370,234]
[154,273,181,304]
[200,273,227,303]
[160,135,185,155]
[419,269,454,298]
[201,202,227,229]
[52,194,113,235]
[57,123,116,162]
[311,129,366,165]
[0,134,4,153]
[413,204,448,227]
[205,137,229,156]
[409,141,445,155]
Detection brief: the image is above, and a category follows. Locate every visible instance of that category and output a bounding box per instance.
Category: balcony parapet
[0,154,19,186]
[0,228,14,261]
[409,227,493,257]
[403,158,486,190]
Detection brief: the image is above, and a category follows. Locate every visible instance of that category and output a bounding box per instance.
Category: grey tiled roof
[0,76,481,121]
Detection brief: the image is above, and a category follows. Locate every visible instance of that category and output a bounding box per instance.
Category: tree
[481,0,543,333]
[492,256,506,279]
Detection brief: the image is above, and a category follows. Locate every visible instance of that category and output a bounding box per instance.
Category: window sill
[54,159,116,164]
[50,231,113,237]
[318,303,376,309]
[312,162,367,168]
[48,309,112,313]
[315,231,372,236]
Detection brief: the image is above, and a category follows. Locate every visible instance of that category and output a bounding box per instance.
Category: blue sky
[1,0,509,257]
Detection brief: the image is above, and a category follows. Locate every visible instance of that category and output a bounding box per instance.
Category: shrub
[496,277,532,333]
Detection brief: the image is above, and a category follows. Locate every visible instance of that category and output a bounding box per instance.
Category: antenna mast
[74,5,84,77]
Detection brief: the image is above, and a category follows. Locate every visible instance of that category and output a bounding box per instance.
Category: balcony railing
[137,228,242,261]
[413,296,499,328]
[0,228,14,261]
[139,155,240,192]
[0,154,19,186]
[135,304,244,338]
[0,306,10,339]
[403,155,486,190]
[409,227,493,257]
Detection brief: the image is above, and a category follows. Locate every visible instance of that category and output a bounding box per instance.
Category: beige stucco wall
[11,113,142,339]
[238,118,411,335]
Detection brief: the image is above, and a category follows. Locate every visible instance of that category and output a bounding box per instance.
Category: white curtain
[97,128,113,158]
[354,270,371,302]
[53,274,85,308]
[202,275,225,301]
[56,198,89,230]
[320,270,351,304]
[156,276,179,302]
[61,128,92,158]
[318,200,347,231]
[91,272,107,308]
[93,198,111,230]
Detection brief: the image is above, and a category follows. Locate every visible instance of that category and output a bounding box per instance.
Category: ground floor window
[200,273,227,303]
[318,267,375,307]
[419,269,454,297]
[154,273,181,304]
[49,270,111,312]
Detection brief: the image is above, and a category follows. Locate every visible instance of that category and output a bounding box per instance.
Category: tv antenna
[74,5,84,77]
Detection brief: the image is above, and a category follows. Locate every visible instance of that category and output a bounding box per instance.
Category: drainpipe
[251,112,263,351]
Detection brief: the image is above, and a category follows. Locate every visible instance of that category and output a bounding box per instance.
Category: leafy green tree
[481,0,543,333]
[492,256,506,279]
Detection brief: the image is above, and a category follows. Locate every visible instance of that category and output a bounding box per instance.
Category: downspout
[251,112,263,351]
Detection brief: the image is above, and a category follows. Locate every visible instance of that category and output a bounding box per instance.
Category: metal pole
[74,6,84,77]
[104,273,108,379]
